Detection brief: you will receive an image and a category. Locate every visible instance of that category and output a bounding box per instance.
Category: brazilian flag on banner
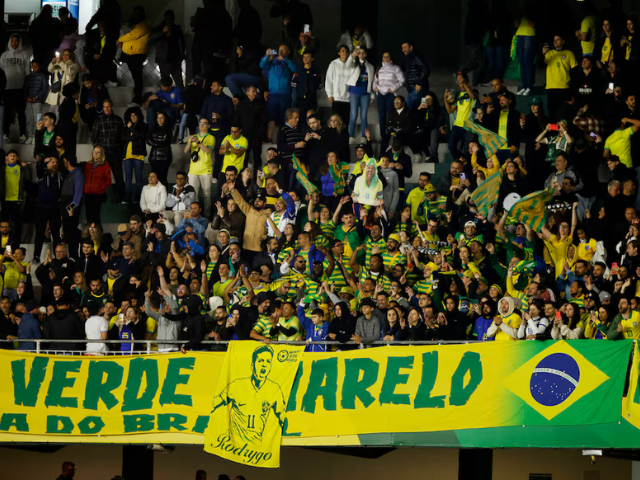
[471,168,503,217]
[463,119,508,157]
[204,342,304,468]
[509,186,556,233]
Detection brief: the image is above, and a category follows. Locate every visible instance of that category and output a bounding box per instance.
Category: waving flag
[470,168,503,217]
[463,119,508,157]
[509,186,556,233]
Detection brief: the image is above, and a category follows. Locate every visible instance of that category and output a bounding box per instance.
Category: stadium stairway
[1,71,547,271]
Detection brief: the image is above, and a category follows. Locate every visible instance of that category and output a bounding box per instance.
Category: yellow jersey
[620,311,640,339]
[221,134,249,173]
[544,50,577,89]
[604,127,635,168]
[491,313,522,341]
[580,16,597,55]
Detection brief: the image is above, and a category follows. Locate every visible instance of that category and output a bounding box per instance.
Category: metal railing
[0,338,483,355]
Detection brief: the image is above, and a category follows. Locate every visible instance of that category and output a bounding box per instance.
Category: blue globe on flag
[530,353,581,407]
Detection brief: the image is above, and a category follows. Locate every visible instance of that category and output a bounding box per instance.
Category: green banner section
[0,341,634,450]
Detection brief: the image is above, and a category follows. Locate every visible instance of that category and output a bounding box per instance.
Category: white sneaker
[105,81,118,87]
[19,135,27,144]
[25,137,33,144]
[516,88,526,95]
[522,88,530,96]
[212,178,218,184]
[349,137,356,145]
[2,135,9,144]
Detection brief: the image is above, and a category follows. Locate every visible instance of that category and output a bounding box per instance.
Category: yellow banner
[0,350,224,436]
[204,342,304,468]
[623,341,640,429]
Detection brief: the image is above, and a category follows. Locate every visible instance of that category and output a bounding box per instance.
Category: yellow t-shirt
[278,315,302,341]
[453,93,474,127]
[498,110,509,149]
[580,16,597,55]
[601,37,613,63]
[620,311,640,339]
[515,16,535,36]
[627,34,634,60]
[3,261,27,290]
[125,142,144,161]
[406,186,427,222]
[4,164,20,202]
[189,133,216,176]
[544,50,577,89]
[221,134,249,173]
[604,127,635,168]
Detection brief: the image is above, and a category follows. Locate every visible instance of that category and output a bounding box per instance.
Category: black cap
[255,292,271,306]
[108,261,119,270]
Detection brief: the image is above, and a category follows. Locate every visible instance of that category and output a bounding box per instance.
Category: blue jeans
[376,93,395,135]
[225,73,262,99]
[485,44,505,81]
[348,92,370,138]
[448,125,467,160]
[406,86,426,110]
[517,36,536,89]
[124,158,144,203]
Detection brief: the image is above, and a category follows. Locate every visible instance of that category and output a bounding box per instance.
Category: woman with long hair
[122,106,148,204]
[45,49,79,113]
[81,222,113,257]
[147,111,173,186]
[70,271,89,306]
[84,145,112,224]
[326,114,350,162]
[383,307,402,341]
[346,46,374,143]
[551,302,585,339]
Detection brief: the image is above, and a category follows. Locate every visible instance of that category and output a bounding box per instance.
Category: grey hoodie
[0,35,30,90]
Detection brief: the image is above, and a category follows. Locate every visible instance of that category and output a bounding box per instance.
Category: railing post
[36,339,40,354]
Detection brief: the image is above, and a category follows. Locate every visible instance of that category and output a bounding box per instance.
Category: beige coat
[231,188,267,252]
[46,59,79,106]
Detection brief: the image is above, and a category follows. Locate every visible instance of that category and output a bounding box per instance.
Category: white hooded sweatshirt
[0,35,30,90]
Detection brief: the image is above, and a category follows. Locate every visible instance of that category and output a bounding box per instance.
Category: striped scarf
[292,153,318,195]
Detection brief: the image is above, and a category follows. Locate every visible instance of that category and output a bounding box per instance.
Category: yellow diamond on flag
[503,341,609,420]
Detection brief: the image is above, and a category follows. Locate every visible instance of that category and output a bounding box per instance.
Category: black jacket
[45,309,85,351]
[235,45,264,77]
[0,160,32,202]
[180,314,207,350]
[485,108,521,149]
[233,97,267,139]
[594,32,624,65]
[387,107,413,135]
[122,109,148,157]
[76,253,104,282]
[404,51,430,90]
[328,301,357,343]
[79,84,110,120]
[84,27,117,63]
[0,312,17,349]
[152,22,185,64]
[147,126,173,163]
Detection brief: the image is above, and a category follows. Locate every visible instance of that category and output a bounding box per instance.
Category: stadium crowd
[0,0,640,353]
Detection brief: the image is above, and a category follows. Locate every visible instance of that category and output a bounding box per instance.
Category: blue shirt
[17,314,41,350]
[348,68,368,95]
[157,87,184,120]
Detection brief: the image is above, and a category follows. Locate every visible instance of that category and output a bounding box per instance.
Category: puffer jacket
[118,22,151,55]
[45,59,79,106]
[373,61,405,95]
[147,127,173,163]
[84,161,112,195]
[325,57,351,102]
[140,183,168,213]
[404,51,430,90]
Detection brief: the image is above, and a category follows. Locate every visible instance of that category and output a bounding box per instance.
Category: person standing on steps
[91,99,125,203]
[0,150,32,246]
[325,45,351,124]
[401,40,430,109]
[200,80,233,179]
[121,106,148,205]
[117,7,151,106]
[184,117,215,218]
[83,146,112,225]
[1,34,30,144]
[34,155,63,264]
[151,10,185,89]
[59,155,84,260]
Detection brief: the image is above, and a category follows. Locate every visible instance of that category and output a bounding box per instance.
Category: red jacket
[84,162,112,195]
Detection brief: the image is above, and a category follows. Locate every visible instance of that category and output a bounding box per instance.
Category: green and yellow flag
[204,342,304,468]
[292,154,318,195]
[463,119,507,157]
[509,185,555,233]
[470,168,503,217]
